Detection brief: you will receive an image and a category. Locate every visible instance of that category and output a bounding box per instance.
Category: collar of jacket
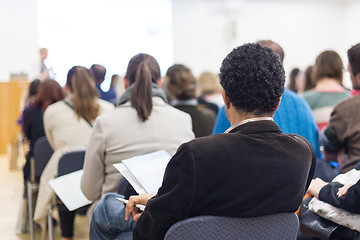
[117,83,168,106]
[228,120,282,135]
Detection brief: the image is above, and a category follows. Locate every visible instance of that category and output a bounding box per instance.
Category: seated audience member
[89,43,315,240]
[23,79,64,182]
[306,178,360,239]
[212,40,321,158]
[81,54,194,222]
[197,71,223,113]
[34,66,114,240]
[308,178,360,214]
[303,50,350,131]
[18,79,41,135]
[303,65,316,92]
[89,64,117,102]
[287,67,301,93]
[321,43,360,173]
[164,64,216,137]
[107,74,120,104]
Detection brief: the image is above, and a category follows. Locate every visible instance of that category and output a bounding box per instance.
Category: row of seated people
[21,55,218,239]
[87,41,360,239]
[20,40,360,240]
[88,42,316,239]
[301,40,360,239]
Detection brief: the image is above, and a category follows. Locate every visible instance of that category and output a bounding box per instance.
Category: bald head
[257,40,284,63]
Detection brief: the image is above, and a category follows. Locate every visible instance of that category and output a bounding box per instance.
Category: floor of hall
[0,154,89,240]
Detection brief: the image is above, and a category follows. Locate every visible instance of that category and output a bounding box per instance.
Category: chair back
[33,136,54,179]
[58,150,85,177]
[164,213,299,240]
[55,151,87,219]
[355,161,360,170]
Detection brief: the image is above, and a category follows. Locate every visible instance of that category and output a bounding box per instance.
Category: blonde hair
[198,72,222,95]
[67,66,100,121]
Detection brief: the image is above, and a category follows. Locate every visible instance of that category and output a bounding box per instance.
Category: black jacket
[134,120,315,239]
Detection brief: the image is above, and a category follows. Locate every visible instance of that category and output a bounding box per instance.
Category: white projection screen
[38,0,173,89]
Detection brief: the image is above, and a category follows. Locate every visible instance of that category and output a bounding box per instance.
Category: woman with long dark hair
[81,54,194,223]
[34,66,114,240]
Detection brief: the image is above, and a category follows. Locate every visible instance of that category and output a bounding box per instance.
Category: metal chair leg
[27,181,35,240]
[48,208,54,240]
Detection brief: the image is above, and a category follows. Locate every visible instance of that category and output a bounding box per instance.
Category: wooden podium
[0,79,29,169]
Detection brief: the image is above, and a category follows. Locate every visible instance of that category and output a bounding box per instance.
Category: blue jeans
[90,193,136,240]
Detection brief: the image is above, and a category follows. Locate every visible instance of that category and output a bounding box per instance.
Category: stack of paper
[113,150,171,194]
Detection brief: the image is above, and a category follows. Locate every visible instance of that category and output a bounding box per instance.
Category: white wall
[0,0,39,81]
[37,0,173,87]
[344,1,360,51]
[172,0,359,82]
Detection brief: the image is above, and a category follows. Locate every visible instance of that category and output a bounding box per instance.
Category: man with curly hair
[89,43,315,240]
[213,40,321,159]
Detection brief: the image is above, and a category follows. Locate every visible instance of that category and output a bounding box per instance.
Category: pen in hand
[116,197,146,211]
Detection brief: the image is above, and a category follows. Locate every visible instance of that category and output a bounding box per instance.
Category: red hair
[34,79,64,113]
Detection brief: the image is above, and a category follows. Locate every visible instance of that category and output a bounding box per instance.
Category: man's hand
[307,178,328,198]
[125,193,155,221]
[337,183,354,197]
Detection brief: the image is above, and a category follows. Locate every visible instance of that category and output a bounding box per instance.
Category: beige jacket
[81,97,194,220]
[34,98,114,223]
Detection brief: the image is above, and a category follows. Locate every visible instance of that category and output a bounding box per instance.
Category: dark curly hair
[220,43,285,115]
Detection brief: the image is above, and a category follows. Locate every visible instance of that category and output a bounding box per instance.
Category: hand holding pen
[121,193,155,221]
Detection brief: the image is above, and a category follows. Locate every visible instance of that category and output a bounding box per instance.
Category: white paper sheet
[113,150,171,194]
[115,163,147,194]
[49,170,92,211]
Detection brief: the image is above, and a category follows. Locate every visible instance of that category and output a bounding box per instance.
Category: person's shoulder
[180,132,227,152]
[23,105,39,119]
[162,103,193,120]
[284,88,305,101]
[44,100,65,115]
[95,105,122,125]
[284,133,313,153]
[24,104,38,113]
[282,88,311,108]
[333,94,360,112]
[98,99,115,111]
[197,105,216,118]
[302,89,318,99]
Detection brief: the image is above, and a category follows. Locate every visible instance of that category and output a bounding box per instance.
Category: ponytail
[131,62,153,122]
[125,53,161,122]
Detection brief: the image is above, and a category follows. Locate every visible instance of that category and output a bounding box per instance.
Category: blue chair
[57,150,85,177]
[27,136,53,240]
[355,161,360,170]
[164,213,299,240]
[47,150,86,240]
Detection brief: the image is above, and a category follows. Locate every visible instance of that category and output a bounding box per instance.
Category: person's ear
[222,89,230,109]
[124,77,130,89]
[157,78,163,88]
